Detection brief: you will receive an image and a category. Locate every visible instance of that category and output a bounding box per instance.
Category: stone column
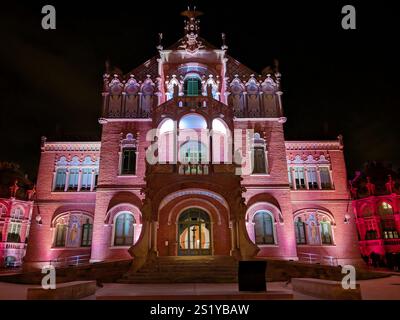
[90,169,96,192]
[329,168,334,189]
[52,170,57,191]
[291,167,297,190]
[304,167,309,190]
[316,166,322,189]
[64,169,70,192]
[77,169,83,192]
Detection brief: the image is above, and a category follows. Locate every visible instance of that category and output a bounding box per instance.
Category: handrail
[49,254,91,267]
[298,252,338,266]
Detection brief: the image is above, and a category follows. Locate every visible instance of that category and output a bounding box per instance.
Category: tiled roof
[127,56,159,80]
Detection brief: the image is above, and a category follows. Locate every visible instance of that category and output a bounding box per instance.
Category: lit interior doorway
[178,208,211,256]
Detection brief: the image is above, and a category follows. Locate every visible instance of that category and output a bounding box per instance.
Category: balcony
[0,242,27,250]
[384,239,400,246]
[148,163,237,176]
[359,238,400,247]
[178,163,209,175]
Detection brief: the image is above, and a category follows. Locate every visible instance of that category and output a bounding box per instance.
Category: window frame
[121,147,137,175]
[113,212,135,247]
[253,211,275,245]
[81,220,93,247]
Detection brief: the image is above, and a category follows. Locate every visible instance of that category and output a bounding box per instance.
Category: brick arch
[246,202,283,224]
[106,191,142,213]
[157,189,231,256]
[292,207,336,226]
[51,205,94,226]
[154,184,230,219]
[168,198,222,226]
[104,203,142,225]
[247,193,281,213]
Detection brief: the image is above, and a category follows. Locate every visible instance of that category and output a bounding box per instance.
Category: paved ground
[0,276,399,300]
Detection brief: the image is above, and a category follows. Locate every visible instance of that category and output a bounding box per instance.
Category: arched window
[54,223,67,247]
[55,168,67,191]
[68,168,79,191]
[180,140,208,164]
[81,168,94,191]
[252,133,267,174]
[53,212,93,248]
[319,167,332,189]
[159,119,175,135]
[114,212,135,246]
[81,218,93,247]
[378,202,393,216]
[294,217,306,244]
[212,119,230,163]
[253,211,274,244]
[307,167,318,189]
[11,207,24,220]
[179,114,207,130]
[320,218,333,244]
[0,204,7,217]
[121,147,136,175]
[293,167,306,189]
[7,222,21,243]
[184,77,202,96]
[158,119,176,163]
[212,119,227,135]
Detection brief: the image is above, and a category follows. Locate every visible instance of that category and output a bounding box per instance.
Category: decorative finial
[179,6,204,54]
[9,180,19,198]
[221,33,228,50]
[157,33,163,51]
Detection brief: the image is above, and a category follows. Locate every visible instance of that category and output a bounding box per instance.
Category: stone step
[138,266,237,272]
[119,256,239,283]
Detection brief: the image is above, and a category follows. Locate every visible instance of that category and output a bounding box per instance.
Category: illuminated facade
[0,188,34,267]
[25,9,361,270]
[350,164,400,267]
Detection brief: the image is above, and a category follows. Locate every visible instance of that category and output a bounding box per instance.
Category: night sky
[1,1,399,180]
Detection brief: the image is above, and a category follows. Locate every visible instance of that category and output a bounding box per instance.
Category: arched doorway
[178,208,211,256]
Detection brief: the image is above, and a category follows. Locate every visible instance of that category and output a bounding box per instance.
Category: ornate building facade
[350,163,400,268]
[0,182,34,268]
[25,9,361,270]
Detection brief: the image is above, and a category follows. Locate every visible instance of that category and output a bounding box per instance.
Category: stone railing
[383,238,400,246]
[178,163,209,175]
[298,252,338,266]
[0,242,27,250]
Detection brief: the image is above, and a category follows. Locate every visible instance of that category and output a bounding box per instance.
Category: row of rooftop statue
[102,72,282,119]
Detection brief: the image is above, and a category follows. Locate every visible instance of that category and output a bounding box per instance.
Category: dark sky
[0,1,399,180]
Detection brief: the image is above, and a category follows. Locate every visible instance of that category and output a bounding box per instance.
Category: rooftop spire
[179,6,204,54]
[181,6,203,36]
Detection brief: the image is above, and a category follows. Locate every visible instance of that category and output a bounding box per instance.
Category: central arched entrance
[178,208,211,256]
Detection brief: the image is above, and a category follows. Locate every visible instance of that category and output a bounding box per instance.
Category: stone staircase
[119,256,238,283]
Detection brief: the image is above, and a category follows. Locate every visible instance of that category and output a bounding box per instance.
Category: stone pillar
[151,221,158,253]
[316,166,322,189]
[52,171,57,191]
[77,169,83,192]
[304,167,309,190]
[329,168,335,189]
[229,219,240,258]
[64,169,70,192]
[291,167,297,190]
[90,169,96,192]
